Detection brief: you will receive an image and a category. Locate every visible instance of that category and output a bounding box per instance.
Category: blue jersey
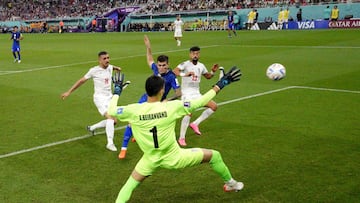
[11,31,21,52]
[227,15,235,29]
[138,62,180,103]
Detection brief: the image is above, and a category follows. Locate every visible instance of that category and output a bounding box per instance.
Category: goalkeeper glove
[215,66,242,89]
[112,72,127,96]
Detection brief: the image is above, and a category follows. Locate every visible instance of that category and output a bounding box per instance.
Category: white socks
[89,120,107,131]
[179,115,191,139]
[193,108,214,125]
[179,109,214,139]
[106,119,115,145]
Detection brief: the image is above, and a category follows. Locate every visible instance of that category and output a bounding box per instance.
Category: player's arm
[203,64,219,79]
[165,88,182,101]
[163,74,181,101]
[61,77,87,100]
[113,66,121,72]
[144,35,154,67]
[108,72,129,119]
[173,66,194,77]
[108,95,120,118]
[181,67,242,114]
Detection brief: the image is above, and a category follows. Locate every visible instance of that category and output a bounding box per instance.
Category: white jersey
[177,60,208,99]
[174,19,184,37]
[174,19,184,31]
[84,65,114,98]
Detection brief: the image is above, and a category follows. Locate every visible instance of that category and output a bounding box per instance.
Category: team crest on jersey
[117,107,124,114]
[183,101,190,107]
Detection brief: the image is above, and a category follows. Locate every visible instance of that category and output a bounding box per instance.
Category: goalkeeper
[108,67,242,203]
[118,35,181,159]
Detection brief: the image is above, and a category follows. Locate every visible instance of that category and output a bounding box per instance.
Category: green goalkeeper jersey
[108,89,216,162]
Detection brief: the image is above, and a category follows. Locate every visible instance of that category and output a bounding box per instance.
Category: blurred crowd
[1,0,337,22]
[136,0,352,15]
[0,0,127,21]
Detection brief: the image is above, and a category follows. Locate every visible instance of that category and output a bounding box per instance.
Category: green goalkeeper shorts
[135,148,204,176]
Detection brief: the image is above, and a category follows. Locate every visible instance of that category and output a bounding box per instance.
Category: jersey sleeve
[108,95,136,122]
[200,63,209,75]
[177,61,186,71]
[84,68,94,80]
[151,63,159,75]
[170,72,180,90]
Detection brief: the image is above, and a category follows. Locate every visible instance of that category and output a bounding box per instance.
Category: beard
[191,58,198,65]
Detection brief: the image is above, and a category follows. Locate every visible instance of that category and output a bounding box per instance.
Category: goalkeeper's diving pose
[108,67,242,203]
[118,35,181,159]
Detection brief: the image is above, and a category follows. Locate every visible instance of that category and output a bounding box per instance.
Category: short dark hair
[190,46,200,52]
[14,26,18,29]
[157,55,169,63]
[146,75,164,97]
[98,51,108,57]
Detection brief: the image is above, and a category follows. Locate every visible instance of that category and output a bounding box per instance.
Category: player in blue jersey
[118,35,181,159]
[10,26,23,63]
[227,11,237,38]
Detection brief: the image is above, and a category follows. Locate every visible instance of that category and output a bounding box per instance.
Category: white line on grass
[0,45,219,76]
[0,125,126,159]
[218,86,295,106]
[1,85,358,159]
[233,45,360,49]
[3,43,357,75]
[293,86,360,94]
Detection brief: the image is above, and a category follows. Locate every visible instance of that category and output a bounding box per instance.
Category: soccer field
[0,29,359,202]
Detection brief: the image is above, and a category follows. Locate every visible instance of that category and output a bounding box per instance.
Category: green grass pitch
[0,29,359,202]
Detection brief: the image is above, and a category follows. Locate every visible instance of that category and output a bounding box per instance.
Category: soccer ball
[266,63,286,80]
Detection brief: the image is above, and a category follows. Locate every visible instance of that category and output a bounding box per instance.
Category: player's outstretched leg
[178,115,191,146]
[86,126,95,136]
[119,125,133,159]
[189,122,201,135]
[116,175,141,203]
[87,119,107,135]
[208,150,244,192]
[17,52,21,63]
[105,119,117,151]
[190,107,215,135]
[12,52,17,62]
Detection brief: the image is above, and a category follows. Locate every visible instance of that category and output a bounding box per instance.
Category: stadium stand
[1,0,359,33]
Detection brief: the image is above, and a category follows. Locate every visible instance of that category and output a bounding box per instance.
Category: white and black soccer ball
[266,63,286,81]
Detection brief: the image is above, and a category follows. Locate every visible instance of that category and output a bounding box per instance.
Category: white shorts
[247,19,254,24]
[174,29,182,37]
[181,93,202,101]
[93,95,112,116]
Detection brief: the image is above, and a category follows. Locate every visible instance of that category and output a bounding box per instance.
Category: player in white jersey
[61,51,122,152]
[173,15,184,46]
[173,46,220,146]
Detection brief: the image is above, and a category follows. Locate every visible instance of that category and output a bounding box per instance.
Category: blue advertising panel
[287,20,329,30]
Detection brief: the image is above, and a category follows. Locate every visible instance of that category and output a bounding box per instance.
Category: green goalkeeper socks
[209,150,233,182]
[116,175,140,203]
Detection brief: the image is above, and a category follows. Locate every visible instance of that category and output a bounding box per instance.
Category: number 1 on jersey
[150,126,159,148]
